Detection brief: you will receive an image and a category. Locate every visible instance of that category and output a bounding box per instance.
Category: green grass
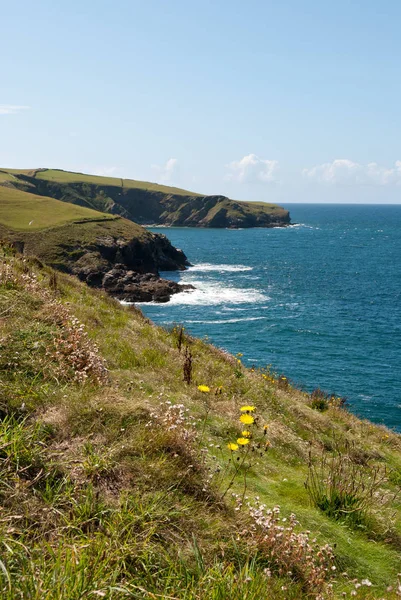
[13,167,203,197]
[0,167,290,227]
[1,248,400,598]
[0,185,115,231]
[0,171,16,184]
[0,183,152,277]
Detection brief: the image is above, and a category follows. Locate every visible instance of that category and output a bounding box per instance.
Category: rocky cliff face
[10,170,291,229]
[0,204,193,303]
[1,167,291,303]
[70,231,193,303]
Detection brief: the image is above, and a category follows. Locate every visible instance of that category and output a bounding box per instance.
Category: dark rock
[101,268,194,303]
[71,235,193,303]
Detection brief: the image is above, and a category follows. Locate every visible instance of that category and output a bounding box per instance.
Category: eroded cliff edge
[0,183,193,303]
[4,168,291,228]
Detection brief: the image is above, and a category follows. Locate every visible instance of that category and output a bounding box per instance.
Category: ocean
[140,204,401,431]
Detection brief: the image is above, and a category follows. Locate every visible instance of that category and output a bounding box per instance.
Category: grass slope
[0,183,161,277]
[0,168,290,227]
[0,185,115,231]
[35,168,202,197]
[1,245,401,599]
[3,167,202,197]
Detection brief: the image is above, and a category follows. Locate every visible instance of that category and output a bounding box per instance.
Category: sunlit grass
[1,247,401,598]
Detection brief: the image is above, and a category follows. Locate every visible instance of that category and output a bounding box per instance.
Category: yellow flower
[240,414,254,425]
[242,430,251,437]
[240,405,256,412]
[198,385,210,393]
[237,437,250,445]
[227,442,239,451]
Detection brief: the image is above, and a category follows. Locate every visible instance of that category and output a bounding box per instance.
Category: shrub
[310,388,346,411]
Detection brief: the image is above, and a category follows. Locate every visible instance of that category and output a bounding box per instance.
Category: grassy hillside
[0,183,150,271]
[1,244,401,599]
[0,168,290,228]
[0,182,189,285]
[0,185,115,231]
[34,168,202,197]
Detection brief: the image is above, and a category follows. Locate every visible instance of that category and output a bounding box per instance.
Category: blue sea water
[141,205,401,431]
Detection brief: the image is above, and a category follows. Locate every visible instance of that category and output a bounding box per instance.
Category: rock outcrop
[100,266,193,303]
[0,183,193,303]
[70,232,193,303]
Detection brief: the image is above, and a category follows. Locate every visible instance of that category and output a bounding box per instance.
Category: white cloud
[303,159,401,186]
[91,166,119,177]
[152,158,178,184]
[226,154,279,183]
[0,104,30,115]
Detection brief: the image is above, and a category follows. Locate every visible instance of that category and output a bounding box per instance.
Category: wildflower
[198,385,210,393]
[237,437,250,446]
[227,442,239,451]
[242,430,251,437]
[240,414,254,425]
[240,405,256,412]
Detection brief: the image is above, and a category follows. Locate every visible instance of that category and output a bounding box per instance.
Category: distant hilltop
[0,168,290,229]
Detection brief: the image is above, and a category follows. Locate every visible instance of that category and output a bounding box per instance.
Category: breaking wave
[188,263,253,272]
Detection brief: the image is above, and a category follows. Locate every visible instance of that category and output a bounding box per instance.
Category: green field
[0,185,116,231]
[6,167,203,197]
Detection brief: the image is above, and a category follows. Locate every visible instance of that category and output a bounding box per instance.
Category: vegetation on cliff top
[1,244,401,598]
[0,183,187,288]
[0,167,290,228]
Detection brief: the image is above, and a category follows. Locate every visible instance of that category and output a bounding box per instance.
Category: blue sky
[1,0,401,203]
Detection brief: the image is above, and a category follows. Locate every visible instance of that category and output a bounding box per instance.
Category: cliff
[0,183,191,302]
[1,168,291,228]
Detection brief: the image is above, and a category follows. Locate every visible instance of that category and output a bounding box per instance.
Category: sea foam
[167,280,269,306]
[188,263,253,272]
[184,316,267,324]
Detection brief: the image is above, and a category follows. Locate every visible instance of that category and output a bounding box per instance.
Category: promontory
[0,168,290,302]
